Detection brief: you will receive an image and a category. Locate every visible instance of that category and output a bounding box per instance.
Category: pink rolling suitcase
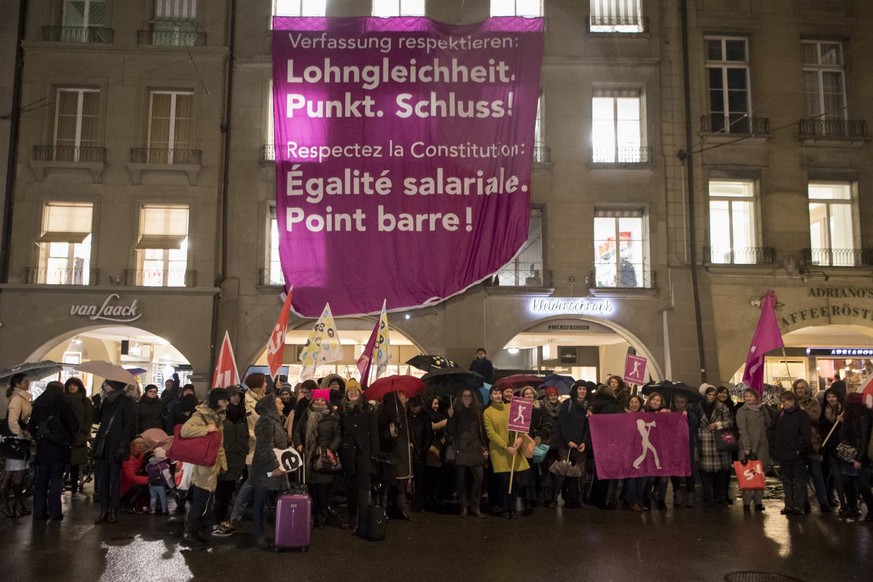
[274,447,311,552]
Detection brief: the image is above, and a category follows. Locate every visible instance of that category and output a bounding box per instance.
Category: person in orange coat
[120,437,150,512]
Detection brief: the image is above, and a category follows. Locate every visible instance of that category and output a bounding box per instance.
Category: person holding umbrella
[446,388,488,518]
[483,386,530,518]
[556,382,590,509]
[379,389,414,520]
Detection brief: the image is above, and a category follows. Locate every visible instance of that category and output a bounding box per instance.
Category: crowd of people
[1,366,871,551]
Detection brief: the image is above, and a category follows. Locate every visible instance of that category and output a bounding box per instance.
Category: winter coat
[244,389,265,465]
[27,385,78,467]
[698,402,734,472]
[769,406,812,465]
[338,400,379,476]
[6,388,33,438]
[120,449,149,498]
[92,390,137,463]
[446,406,487,467]
[379,392,413,479]
[819,403,842,456]
[293,406,341,485]
[136,396,166,433]
[469,357,494,384]
[65,391,93,466]
[795,394,822,452]
[839,411,872,464]
[735,404,772,466]
[558,397,591,453]
[179,404,227,491]
[320,374,347,409]
[483,401,530,474]
[171,394,198,429]
[538,400,561,448]
[592,386,623,415]
[219,403,249,482]
[250,397,289,490]
[407,407,433,465]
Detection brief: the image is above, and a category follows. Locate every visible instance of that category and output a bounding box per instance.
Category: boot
[396,490,412,521]
[0,473,12,518]
[107,508,118,524]
[94,510,109,524]
[11,480,30,517]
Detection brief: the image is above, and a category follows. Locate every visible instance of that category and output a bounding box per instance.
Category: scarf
[824,403,841,423]
[305,409,325,456]
[541,398,561,419]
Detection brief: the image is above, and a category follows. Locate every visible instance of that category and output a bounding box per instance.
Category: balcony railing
[42,26,113,43]
[592,146,652,164]
[137,29,207,47]
[26,267,98,286]
[799,119,867,139]
[262,144,276,162]
[704,246,776,265]
[129,148,201,165]
[802,248,873,268]
[701,115,770,135]
[533,144,551,164]
[591,266,655,289]
[588,17,648,33]
[125,269,197,287]
[487,264,552,288]
[32,145,106,163]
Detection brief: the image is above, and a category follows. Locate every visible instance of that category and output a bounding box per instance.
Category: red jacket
[121,454,149,497]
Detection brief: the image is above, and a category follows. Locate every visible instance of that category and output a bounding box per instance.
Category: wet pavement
[0,488,869,582]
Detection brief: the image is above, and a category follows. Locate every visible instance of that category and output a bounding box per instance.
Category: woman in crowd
[670,393,698,508]
[537,386,561,508]
[838,392,873,523]
[120,436,150,512]
[2,373,33,518]
[379,389,413,520]
[446,388,487,518]
[171,385,198,429]
[338,379,379,532]
[716,386,737,505]
[521,385,550,508]
[698,384,733,506]
[483,386,530,518]
[642,392,670,510]
[137,384,166,433]
[622,395,647,512]
[249,392,288,549]
[556,382,590,509]
[792,379,831,513]
[590,379,623,509]
[423,394,449,510]
[735,388,770,512]
[406,396,432,512]
[294,389,340,528]
[771,391,811,516]
[92,380,137,525]
[819,388,845,514]
[213,386,248,536]
[64,377,93,494]
[28,381,78,521]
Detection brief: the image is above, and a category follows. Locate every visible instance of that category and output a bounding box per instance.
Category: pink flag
[356,320,379,389]
[742,291,784,395]
[212,331,240,389]
[589,413,690,479]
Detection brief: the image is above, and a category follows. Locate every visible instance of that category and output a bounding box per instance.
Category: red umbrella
[364,375,426,402]
[494,374,544,391]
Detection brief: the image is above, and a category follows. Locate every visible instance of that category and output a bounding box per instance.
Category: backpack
[36,415,67,447]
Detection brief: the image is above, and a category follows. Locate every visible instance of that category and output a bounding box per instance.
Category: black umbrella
[0,360,64,386]
[420,368,485,398]
[640,380,701,405]
[405,354,458,373]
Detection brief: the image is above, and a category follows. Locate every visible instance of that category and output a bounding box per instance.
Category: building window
[38,203,93,285]
[705,37,751,134]
[264,80,275,161]
[592,89,647,163]
[372,0,425,17]
[534,92,547,163]
[267,206,285,285]
[62,0,108,41]
[491,0,543,17]
[273,0,327,18]
[802,40,847,133]
[808,182,857,266]
[589,0,643,33]
[494,208,543,287]
[53,89,99,162]
[148,91,193,163]
[149,1,200,47]
[136,205,189,287]
[594,209,648,288]
[707,180,758,264]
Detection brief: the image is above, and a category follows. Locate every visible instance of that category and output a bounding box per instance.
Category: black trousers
[186,485,214,535]
[96,460,122,511]
[344,472,370,522]
[213,479,237,524]
[33,463,66,519]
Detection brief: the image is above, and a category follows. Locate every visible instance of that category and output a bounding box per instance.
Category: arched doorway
[26,325,192,396]
[495,315,663,384]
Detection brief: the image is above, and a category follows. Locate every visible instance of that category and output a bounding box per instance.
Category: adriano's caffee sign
[779,287,873,328]
[70,294,141,323]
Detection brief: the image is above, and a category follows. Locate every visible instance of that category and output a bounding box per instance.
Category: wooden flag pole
[781,347,792,381]
[820,418,841,449]
[508,430,517,493]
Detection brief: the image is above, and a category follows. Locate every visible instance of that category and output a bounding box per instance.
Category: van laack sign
[272,17,544,317]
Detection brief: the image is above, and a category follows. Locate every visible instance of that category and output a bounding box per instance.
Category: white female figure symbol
[632,419,661,469]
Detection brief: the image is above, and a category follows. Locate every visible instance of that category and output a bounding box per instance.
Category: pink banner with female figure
[272,17,544,317]
[588,413,691,479]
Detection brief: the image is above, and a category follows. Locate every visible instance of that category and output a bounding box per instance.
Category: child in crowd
[146,447,175,514]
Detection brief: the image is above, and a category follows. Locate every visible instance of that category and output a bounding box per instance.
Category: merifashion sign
[272,17,544,317]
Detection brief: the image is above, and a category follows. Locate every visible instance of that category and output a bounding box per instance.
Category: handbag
[0,435,30,460]
[167,419,222,467]
[714,428,739,452]
[443,444,456,464]
[549,449,582,478]
[836,441,858,463]
[733,459,766,490]
[532,443,550,464]
[312,447,342,473]
[519,433,536,459]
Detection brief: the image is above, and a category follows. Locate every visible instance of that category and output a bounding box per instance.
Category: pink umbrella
[364,375,426,402]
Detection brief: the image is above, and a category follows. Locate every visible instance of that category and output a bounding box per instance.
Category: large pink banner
[272,17,544,317]
[588,413,691,479]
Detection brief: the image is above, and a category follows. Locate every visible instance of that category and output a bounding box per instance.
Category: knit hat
[105,380,128,392]
[699,383,716,395]
[153,446,167,460]
[345,378,362,393]
[311,389,330,401]
[545,387,559,397]
[209,387,230,408]
[845,392,862,406]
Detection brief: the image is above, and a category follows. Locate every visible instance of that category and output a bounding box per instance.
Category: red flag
[212,331,240,389]
[266,286,293,379]
[742,291,784,395]
[356,320,379,389]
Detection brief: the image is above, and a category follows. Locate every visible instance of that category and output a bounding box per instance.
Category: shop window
[491,0,543,17]
[593,209,649,288]
[38,202,93,285]
[61,0,109,42]
[372,0,425,17]
[592,88,648,163]
[493,208,544,287]
[589,0,644,33]
[707,180,759,264]
[801,40,847,136]
[147,90,194,164]
[267,205,286,286]
[53,88,99,162]
[705,37,752,134]
[807,182,857,266]
[135,205,189,287]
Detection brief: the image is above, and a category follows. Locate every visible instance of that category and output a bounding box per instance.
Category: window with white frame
[705,37,751,134]
[802,40,847,131]
[589,0,643,33]
[708,180,758,264]
[534,92,546,162]
[150,0,199,46]
[592,88,646,163]
[38,202,93,285]
[372,0,425,17]
[148,91,193,163]
[268,206,285,285]
[53,89,99,162]
[274,0,326,16]
[495,208,543,286]
[808,182,857,266]
[491,0,543,17]
[63,0,107,41]
[265,80,275,161]
[594,209,648,288]
[136,205,189,287]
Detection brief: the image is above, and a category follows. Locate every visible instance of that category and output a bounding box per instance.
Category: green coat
[483,402,530,474]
